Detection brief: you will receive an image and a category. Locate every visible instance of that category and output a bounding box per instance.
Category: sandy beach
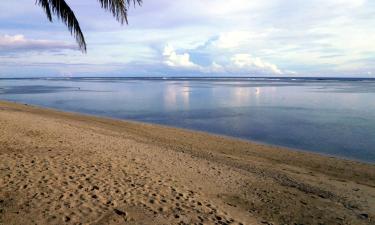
[0,100,374,225]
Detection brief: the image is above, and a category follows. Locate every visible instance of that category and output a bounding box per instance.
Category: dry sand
[0,100,375,225]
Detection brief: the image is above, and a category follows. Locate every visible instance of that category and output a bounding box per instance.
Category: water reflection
[233,86,253,106]
[1,78,375,162]
[164,84,177,110]
[230,86,263,107]
[255,87,260,96]
[163,82,190,110]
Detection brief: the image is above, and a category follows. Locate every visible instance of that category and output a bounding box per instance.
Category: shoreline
[2,100,372,165]
[1,100,375,224]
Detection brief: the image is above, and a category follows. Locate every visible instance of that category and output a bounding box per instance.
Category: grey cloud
[0,34,77,53]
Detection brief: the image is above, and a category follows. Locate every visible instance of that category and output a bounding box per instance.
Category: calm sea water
[1,77,375,163]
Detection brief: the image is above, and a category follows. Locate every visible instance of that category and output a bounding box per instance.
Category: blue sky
[0,0,375,77]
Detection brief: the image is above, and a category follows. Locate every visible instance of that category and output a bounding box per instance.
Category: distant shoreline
[1,76,375,81]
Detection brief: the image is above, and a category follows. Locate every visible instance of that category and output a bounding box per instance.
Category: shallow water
[1,77,375,163]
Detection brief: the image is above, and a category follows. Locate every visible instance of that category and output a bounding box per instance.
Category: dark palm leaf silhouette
[36,0,142,52]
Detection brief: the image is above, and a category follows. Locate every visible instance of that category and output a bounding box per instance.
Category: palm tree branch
[97,0,142,24]
[36,0,53,21]
[36,0,142,52]
[36,0,86,52]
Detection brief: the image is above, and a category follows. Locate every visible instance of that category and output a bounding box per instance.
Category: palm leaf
[37,0,53,21]
[98,0,142,24]
[36,0,86,52]
[36,0,142,52]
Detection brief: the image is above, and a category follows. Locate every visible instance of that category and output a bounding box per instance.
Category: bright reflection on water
[1,77,375,163]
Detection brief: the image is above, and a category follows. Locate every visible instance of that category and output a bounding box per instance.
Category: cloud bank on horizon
[0,0,374,77]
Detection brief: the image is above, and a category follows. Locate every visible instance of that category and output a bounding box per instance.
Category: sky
[0,0,375,77]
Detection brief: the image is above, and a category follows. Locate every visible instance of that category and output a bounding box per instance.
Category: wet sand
[1,100,374,225]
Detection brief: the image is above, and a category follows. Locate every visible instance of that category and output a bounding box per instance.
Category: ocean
[1,77,375,163]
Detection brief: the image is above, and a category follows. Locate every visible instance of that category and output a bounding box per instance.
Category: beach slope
[1,101,374,225]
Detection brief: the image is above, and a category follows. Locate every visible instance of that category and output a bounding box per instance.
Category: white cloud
[324,0,366,8]
[191,0,265,17]
[162,41,285,75]
[195,30,275,54]
[163,44,199,69]
[213,31,252,49]
[0,34,76,52]
[210,62,225,73]
[230,54,283,74]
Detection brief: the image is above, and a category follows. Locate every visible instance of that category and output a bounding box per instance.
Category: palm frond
[37,0,53,21]
[97,0,142,24]
[36,0,86,52]
[36,0,142,52]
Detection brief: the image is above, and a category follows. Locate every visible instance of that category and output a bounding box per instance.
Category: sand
[0,100,374,225]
